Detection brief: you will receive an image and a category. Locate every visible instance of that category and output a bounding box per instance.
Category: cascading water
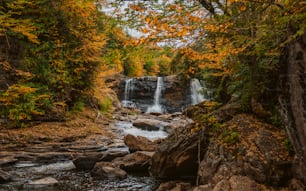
[146,77,164,113]
[121,78,136,108]
[124,78,133,100]
[190,78,207,105]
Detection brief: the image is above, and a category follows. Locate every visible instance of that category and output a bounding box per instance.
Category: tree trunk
[279,31,306,184]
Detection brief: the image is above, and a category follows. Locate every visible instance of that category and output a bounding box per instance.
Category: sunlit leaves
[0,0,39,43]
[0,0,110,126]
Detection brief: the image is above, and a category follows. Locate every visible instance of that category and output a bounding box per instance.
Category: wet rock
[100,150,129,161]
[132,118,168,131]
[113,151,154,172]
[73,154,103,170]
[164,117,194,133]
[117,76,189,113]
[25,177,58,189]
[0,170,11,184]
[212,180,230,191]
[69,145,107,152]
[0,157,17,166]
[192,184,213,191]
[91,162,127,180]
[150,123,208,178]
[124,134,157,152]
[228,175,261,191]
[156,181,192,191]
[35,152,72,163]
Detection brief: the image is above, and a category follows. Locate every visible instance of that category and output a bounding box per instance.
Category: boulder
[198,114,293,187]
[132,118,168,131]
[91,162,127,180]
[113,151,154,172]
[205,176,262,191]
[155,181,192,191]
[164,116,194,133]
[124,134,157,152]
[228,176,261,191]
[0,170,11,184]
[73,154,103,170]
[192,184,213,191]
[149,123,209,178]
[100,150,129,161]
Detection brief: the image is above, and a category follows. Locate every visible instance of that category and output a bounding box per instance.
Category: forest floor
[0,108,115,148]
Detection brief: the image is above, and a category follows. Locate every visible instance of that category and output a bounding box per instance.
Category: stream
[0,76,204,191]
[0,112,174,191]
[1,161,159,191]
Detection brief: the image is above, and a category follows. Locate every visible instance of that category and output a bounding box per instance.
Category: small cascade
[190,78,207,105]
[146,77,164,113]
[121,78,136,108]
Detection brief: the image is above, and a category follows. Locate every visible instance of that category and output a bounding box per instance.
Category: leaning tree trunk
[279,30,306,184]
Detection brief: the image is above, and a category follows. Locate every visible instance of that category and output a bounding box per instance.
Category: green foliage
[99,97,113,113]
[72,100,85,112]
[222,131,240,145]
[282,138,294,154]
[0,0,107,127]
[0,84,51,127]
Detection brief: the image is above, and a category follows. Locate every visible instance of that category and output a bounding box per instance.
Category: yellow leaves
[145,17,151,24]
[0,85,37,105]
[11,24,39,44]
[177,29,188,37]
[15,70,33,79]
[141,27,150,34]
[0,1,39,44]
[0,60,12,71]
[240,5,247,11]
[129,4,144,12]
[204,22,233,33]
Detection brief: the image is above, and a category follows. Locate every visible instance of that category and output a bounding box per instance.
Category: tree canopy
[110,0,305,111]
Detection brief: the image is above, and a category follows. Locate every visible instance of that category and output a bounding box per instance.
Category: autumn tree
[109,0,306,184]
[0,0,107,127]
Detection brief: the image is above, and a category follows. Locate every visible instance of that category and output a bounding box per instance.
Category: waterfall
[121,78,136,108]
[190,78,207,105]
[146,77,164,113]
[124,78,133,101]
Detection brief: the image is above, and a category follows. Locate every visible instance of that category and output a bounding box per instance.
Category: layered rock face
[117,75,190,113]
[150,102,300,190]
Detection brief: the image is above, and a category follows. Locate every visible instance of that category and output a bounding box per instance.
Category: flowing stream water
[1,113,168,191]
[0,76,208,191]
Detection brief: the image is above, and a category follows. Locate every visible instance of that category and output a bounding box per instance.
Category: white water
[115,121,168,140]
[146,77,164,113]
[122,78,137,108]
[124,78,133,100]
[190,78,207,105]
